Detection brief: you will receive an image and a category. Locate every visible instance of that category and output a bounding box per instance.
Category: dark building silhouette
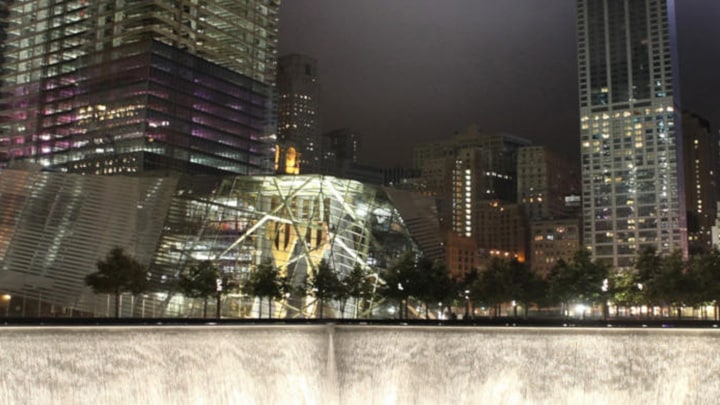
[276,54,321,174]
[682,111,718,253]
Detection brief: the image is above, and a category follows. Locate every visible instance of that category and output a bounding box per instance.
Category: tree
[572,250,610,318]
[340,264,373,319]
[460,268,480,319]
[178,260,223,318]
[243,259,286,318]
[85,247,148,318]
[474,258,513,317]
[656,250,688,319]
[687,249,720,319]
[547,258,574,316]
[547,250,609,319]
[608,267,644,315]
[382,252,418,319]
[507,259,544,318]
[634,246,663,315]
[309,259,340,318]
[415,258,455,319]
[342,264,378,318]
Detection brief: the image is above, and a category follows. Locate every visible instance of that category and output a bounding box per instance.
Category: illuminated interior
[0,170,426,318]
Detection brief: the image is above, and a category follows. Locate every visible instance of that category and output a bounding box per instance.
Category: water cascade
[1,325,719,404]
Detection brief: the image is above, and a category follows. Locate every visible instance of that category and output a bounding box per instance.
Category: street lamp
[2,294,11,317]
[464,290,470,319]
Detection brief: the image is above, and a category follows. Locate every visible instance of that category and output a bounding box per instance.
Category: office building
[475,201,527,263]
[414,125,530,200]
[517,146,577,221]
[577,0,686,267]
[320,128,358,173]
[529,218,581,277]
[682,112,718,253]
[276,54,321,174]
[0,0,280,175]
[414,125,530,273]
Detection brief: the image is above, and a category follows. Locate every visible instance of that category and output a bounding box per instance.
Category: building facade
[682,111,718,253]
[0,168,438,318]
[413,125,531,273]
[529,218,582,277]
[276,54,321,174]
[413,124,530,200]
[577,0,686,267]
[517,146,576,221]
[0,0,280,175]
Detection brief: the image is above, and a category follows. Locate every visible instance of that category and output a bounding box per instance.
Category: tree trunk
[425,303,429,320]
[216,292,221,319]
[114,291,121,319]
[268,298,272,319]
[203,298,208,318]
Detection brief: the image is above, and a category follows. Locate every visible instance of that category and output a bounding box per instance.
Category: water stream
[1,325,718,404]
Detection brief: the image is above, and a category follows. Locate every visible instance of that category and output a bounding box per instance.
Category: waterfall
[325,323,339,405]
[1,325,719,404]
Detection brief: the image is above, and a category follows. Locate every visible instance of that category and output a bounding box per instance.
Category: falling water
[1,325,719,404]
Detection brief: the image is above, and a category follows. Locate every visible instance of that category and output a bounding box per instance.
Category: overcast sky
[278,1,720,168]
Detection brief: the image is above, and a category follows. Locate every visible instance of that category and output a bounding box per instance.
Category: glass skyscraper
[577,0,686,267]
[0,0,280,175]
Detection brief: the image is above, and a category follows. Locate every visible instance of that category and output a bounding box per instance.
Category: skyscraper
[517,146,576,221]
[577,0,686,267]
[682,111,718,253]
[413,125,531,271]
[0,0,280,175]
[276,53,321,174]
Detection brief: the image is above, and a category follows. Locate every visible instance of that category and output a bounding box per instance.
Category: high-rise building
[413,124,530,201]
[517,146,576,221]
[682,111,718,253]
[413,125,531,273]
[577,0,686,267]
[321,128,359,172]
[529,218,581,277]
[0,0,280,175]
[276,54,321,174]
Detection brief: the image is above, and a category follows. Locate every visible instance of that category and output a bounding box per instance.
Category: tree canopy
[308,259,340,318]
[178,259,222,318]
[85,247,148,318]
[242,258,287,318]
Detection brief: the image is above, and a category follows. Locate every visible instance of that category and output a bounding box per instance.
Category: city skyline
[279,0,720,168]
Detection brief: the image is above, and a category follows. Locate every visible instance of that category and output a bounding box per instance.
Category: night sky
[278,1,720,168]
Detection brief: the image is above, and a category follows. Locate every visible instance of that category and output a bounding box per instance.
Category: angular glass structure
[0,169,438,317]
[0,0,280,175]
[577,0,686,267]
